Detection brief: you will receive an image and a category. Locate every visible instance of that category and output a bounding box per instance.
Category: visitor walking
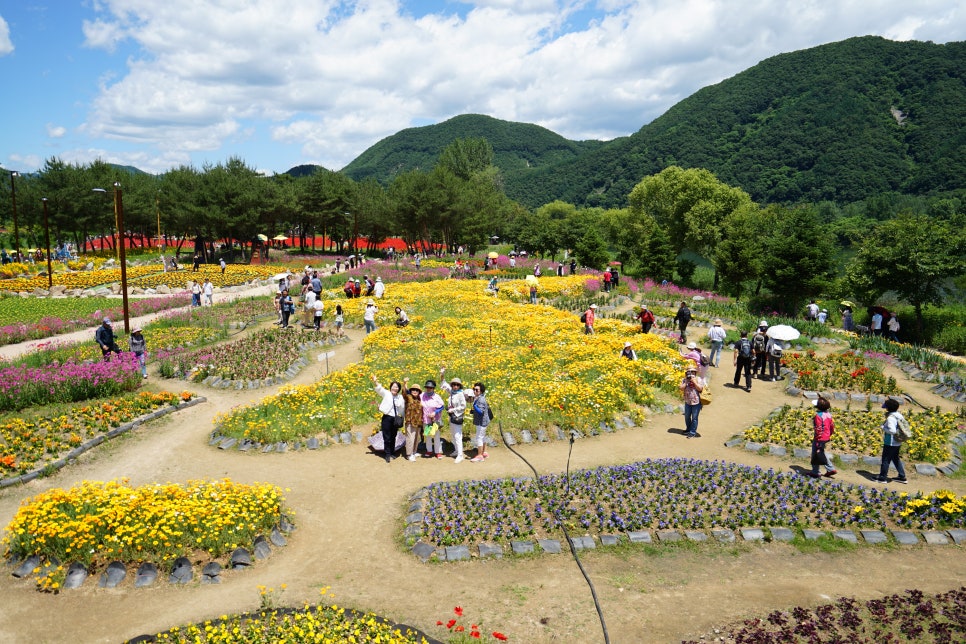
[877,399,908,483]
[637,305,655,334]
[583,303,597,334]
[129,326,148,378]
[807,397,837,478]
[371,375,405,464]
[95,318,122,362]
[707,319,727,367]
[679,365,705,438]
[334,304,344,337]
[732,331,754,391]
[202,277,213,306]
[673,301,692,344]
[279,290,295,328]
[363,299,378,334]
[219,258,226,274]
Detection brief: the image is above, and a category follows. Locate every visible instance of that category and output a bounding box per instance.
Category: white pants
[451,424,464,456]
[474,424,487,447]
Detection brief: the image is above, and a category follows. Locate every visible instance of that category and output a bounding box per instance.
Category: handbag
[448,411,464,425]
[392,399,404,428]
[699,386,712,406]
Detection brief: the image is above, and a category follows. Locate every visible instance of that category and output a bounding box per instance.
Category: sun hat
[366,298,375,305]
[449,377,462,387]
[759,320,768,327]
[686,341,697,349]
[685,364,697,373]
[624,341,632,348]
[103,317,111,324]
[424,379,437,389]
[408,384,422,394]
[590,304,598,309]
[714,318,722,325]
[376,276,382,281]
[132,326,142,334]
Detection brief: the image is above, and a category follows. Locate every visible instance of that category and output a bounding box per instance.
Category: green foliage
[761,205,836,313]
[933,326,966,356]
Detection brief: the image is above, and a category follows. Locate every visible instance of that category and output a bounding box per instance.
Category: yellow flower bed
[216,278,688,443]
[130,264,281,289]
[2,478,285,569]
[898,489,966,527]
[0,265,159,292]
[744,406,962,463]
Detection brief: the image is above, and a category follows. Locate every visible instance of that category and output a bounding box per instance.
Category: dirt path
[1,299,965,644]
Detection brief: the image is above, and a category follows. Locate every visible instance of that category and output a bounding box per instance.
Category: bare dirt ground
[1,295,964,644]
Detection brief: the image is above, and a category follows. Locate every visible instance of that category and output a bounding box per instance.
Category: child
[808,397,837,478]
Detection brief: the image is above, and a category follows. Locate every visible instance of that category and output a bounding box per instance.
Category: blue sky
[1,1,962,176]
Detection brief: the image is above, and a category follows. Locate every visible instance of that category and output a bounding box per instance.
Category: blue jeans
[709,341,723,367]
[364,319,376,334]
[684,403,701,436]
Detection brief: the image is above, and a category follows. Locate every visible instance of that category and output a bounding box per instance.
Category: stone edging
[0,397,207,489]
[404,508,966,563]
[724,406,966,477]
[6,515,294,590]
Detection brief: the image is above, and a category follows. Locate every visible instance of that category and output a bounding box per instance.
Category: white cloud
[75,0,964,172]
[46,124,67,138]
[0,14,13,55]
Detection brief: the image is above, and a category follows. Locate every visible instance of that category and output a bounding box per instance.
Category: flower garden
[2,477,285,591]
[214,277,689,443]
[783,350,901,394]
[416,459,966,550]
[744,405,965,463]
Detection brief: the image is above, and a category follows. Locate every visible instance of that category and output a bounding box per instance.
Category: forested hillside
[340,114,604,182]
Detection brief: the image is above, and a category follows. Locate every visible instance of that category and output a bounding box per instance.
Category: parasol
[273,235,289,241]
[256,234,269,241]
[525,275,538,286]
[840,300,855,308]
[272,272,291,281]
[487,251,499,259]
[766,324,801,341]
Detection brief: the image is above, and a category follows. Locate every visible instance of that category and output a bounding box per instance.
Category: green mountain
[506,36,966,208]
[340,114,604,182]
[329,36,966,209]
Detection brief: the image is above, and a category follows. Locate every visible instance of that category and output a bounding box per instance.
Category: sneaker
[822,470,837,478]
[875,477,888,482]
[407,455,416,462]
[454,454,464,464]
[805,472,820,478]
[470,455,485,463]
[435,453,444,459]
[894,477,908,484]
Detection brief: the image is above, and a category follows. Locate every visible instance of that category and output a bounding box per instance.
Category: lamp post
[93,183,130,334]
[8,171,20,259]
[40,198,53,289]
[156,190,162,254]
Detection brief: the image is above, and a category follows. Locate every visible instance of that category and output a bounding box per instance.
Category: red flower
[454,606,464,617]
[456,625,465,632]
[447,619,457,629]
[493,632,509,641]
[471,632,481,639]
[436,621,443,626]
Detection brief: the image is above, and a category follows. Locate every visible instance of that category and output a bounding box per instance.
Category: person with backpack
[673,301,692,344]
[602,269,611,292]
[765,335,784,381]
[732,331,754,391]
[806,396,837,478]
[751,327,768,378]
[876,399,908,483]
[636,305,655,334]
[95,317,122,362]
[582,304,597,334]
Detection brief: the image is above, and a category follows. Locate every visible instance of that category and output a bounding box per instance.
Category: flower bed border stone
[0,396,206,489]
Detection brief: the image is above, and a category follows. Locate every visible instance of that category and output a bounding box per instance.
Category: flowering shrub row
[0,391,191,475]
[159,327,304,382]
[0,295,190,346]
[2,478,285,569]
[215,278,689,443]
[0,354,143,412]
[417,459,966,547]
[784,350,901,394]
[683,588,966,644]
[744,405,963,463]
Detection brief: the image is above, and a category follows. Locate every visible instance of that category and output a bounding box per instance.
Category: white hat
[686,341,697,349]
[759,320,768,327]
[366,298,375,305]
[590,304,598,309]
[624,341,632,348]
[376,276,382,281]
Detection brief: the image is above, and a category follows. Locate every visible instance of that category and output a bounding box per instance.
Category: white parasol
[272,272,292,281]
[766,324,801,341]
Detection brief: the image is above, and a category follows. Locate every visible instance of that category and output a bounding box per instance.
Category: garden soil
[1,291,964,644]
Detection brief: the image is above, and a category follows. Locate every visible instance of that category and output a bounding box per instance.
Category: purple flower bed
[420,459,962,547]
[683,588,966,643]
[0,355,143,411]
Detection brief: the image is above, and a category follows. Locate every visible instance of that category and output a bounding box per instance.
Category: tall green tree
[845,213,966,337]
[712,204,767,300]
[761,205,835,313]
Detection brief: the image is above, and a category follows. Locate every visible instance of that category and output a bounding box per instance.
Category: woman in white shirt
[363,299,378,334]
[371,375,405,463]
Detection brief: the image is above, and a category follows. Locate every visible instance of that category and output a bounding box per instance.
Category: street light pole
[94,184,130,334]
[41,198,53,289]
[8,171,20,259]
[156,190,162,254]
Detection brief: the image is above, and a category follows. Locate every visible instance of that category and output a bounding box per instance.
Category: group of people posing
[371,368,492,464]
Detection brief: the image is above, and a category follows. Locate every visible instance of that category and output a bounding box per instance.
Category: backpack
[752,333,767,353]
[579,311,588,324]
[770,342,784,358]
[699,354,709,367]
[738,338,752,359]
[894,413,913,442]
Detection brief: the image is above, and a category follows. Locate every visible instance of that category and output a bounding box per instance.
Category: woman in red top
[808,396,837,478]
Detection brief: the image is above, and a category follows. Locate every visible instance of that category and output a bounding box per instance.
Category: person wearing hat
[679,363,705,438]
[371,375,405,463]
[95,318,122,362]
[817,309,828,325]
[707,318,727,368]
[363,299,378,334]
[279,289,295,328]
[130,326,148,378]
[352,278,362,298]
[419,379,445,458]
[619,341,637,360]
[373,276,385,298]
[636,305,655,334]
[401,379,424,460]
[807,397,837,478]
[583,303,598,334]
[877,399,908,483]
[202,277,214,306]
[439,368,467,463]
[469,382,491,462]
[751,326,769,379]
